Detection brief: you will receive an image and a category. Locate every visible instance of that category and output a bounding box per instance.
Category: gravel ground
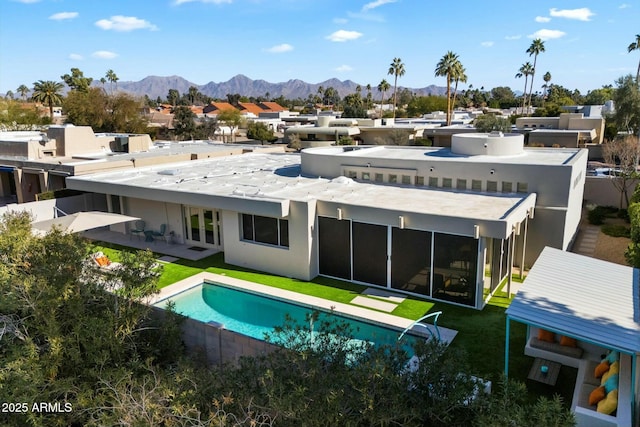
[592,231,630,266]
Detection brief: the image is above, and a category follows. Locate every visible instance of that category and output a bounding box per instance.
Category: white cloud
[174,0,232,4]
[326,29,363,42]
[49,12,78,21]
[333,17,348,24]
[15,0,41,3]
[68,53,83,60]
[481,41,494,47]
[361,0,397,12]
[619,3,631,8]
[505,35,521,40]
[265,43,293,53]
[549,7,595,21]
[335,65,353,72]
[535,16,551,23]
[528,29,566,40]
[91,50,118,59]
[95,16,158,32]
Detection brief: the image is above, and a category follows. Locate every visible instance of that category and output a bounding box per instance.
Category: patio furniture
[152,224,168,243]
[130,220,146,240]
[90,251,122,271]
[144,230,155,242]
[528,357,561,386]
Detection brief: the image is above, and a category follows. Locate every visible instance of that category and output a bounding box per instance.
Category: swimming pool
[153,278,419,351]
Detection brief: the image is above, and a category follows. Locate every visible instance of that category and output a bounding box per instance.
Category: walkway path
[571,225,600,257]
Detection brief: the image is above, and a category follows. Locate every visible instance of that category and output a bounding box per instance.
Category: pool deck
[149,272,458,344]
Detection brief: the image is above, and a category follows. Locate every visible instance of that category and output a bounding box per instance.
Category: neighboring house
[203,102,237,116]
[66,132,587,310]
[515,112,606,146]
[0,125,282,204]
[238,102,267,117]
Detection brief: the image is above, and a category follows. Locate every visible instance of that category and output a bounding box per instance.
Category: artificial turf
[93,242,576,406]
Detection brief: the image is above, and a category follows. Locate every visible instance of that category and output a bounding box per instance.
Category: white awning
[506,246,640,354]
[32,211,140,235]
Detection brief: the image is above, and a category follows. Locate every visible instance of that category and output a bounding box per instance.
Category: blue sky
[1,0,639,96]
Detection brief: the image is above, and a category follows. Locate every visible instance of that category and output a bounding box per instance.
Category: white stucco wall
[222,200,316,281]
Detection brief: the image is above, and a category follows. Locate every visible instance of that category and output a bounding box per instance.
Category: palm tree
[450,63,467,121]
[105,69,119,94]
[542,71,552,101]
[628,34,640,83]
[526,38,545,114]
[31,80,64,121]
[434,51,460,125]
[16,84,29,101]
[515,62,534,115]
[387,57,405,119]
[99,77,107,91]
[377,79,390,118]
[365,83,372,110]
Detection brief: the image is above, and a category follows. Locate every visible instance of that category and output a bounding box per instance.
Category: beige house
[516,113,606,146]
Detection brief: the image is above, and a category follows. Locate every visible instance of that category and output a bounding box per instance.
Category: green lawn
[93,242,576,406]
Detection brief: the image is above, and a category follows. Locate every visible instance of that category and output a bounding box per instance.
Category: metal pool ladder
[398,311,442,342]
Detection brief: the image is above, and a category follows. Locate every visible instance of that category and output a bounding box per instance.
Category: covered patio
[505,247,639,427]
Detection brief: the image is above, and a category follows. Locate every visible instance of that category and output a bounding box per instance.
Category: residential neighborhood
[1,1,640,426]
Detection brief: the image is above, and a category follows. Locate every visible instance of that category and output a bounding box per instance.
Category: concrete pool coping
[149,272,458,343]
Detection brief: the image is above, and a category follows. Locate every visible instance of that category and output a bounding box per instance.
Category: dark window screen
[352,222,387,286]
[279,219,289,247]
[241,214,253,240]
[318,216,351,280]
[254,216,278,245]
[391,228,431,296]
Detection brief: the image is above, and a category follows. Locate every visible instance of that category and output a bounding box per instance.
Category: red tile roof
[238,102,265,115]
[259,101,287,112]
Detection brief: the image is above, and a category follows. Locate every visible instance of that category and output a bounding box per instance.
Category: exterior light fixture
[473,225,480,239]
[337,208,343,220]
[398,215,405,229]
[490,169,495,175]
[430,167,435,172]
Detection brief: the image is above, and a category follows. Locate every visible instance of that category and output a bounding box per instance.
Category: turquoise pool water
[154,281,417,351]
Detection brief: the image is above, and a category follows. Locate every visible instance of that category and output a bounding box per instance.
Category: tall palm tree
[542,71,552,101]
[317,86,324,105]
[628,34,640,84]
[526,38,545,114]
[387,57,405,119]
[16,84,29,101]
[365,83,372,110]
[450,63,467,121]
[377,79,390,118]
[31,80,64,121]
[515,62,534,115]
[434,51,460,125]
[105,69,119,94]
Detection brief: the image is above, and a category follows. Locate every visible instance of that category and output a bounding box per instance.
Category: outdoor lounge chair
[130,220,146,240]
[91,251,122,271]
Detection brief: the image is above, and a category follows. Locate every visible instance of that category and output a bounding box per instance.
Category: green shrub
[601,224,630,238]
[587,208,605,225]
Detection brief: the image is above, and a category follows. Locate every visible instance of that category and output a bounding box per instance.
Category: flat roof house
[66,132,587,309]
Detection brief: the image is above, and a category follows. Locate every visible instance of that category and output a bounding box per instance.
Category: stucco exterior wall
[583,176,639,209]
[222,200,316,281]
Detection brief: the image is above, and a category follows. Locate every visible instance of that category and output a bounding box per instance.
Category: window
[516,182,528,193]
[471,179,482,191]
[456,179,467,190]
[375,173,383,182]
[402,175,411,184]
[487,181,498,192]
[347,170,357,178]
[428,177,438,187]
[502,181,513,193]
[442,178,452,188]
[415,176,425,186]
[109,195,122,214]
[241,214,289,248]
[388,174,397,183]
[362,172,370,181]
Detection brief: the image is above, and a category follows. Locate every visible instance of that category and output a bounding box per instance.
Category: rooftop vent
[158,169,180,176]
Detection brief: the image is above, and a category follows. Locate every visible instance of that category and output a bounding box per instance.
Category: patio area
[83,228,219,261]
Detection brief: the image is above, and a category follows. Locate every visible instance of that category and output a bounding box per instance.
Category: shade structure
[32,211,140,235]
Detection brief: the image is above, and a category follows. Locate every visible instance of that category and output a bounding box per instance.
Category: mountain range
[117,74,448,101]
